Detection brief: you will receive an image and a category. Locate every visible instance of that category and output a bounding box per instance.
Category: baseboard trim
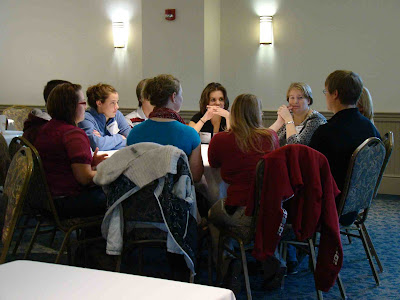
[378,175,400,195]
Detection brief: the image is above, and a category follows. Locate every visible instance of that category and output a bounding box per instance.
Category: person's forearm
[189,120,206,133]
[269,119,284,132]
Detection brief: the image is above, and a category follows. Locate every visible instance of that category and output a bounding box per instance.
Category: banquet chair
[2,106,31,131]
[214,160,264,300]
[0,133,11,187]
[0,147,33,264]
[358,131,394,273]
[7,136,55,256]
[15,138,103,264]
[337,137,386,286]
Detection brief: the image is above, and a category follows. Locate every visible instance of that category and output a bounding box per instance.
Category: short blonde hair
[286,82,313,105]
[357,87,374,122]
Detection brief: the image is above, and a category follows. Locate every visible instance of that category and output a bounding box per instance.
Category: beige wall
[0,0,143,108]
[1,0,399,112]
[220,0,400,112]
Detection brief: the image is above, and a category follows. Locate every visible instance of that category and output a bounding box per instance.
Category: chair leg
[361,223,383,273]
[138,246,144,274]
[308,239,323,300]
[336,274,347,299]
[55,229,73,264]
[345,229,352,244]
[215,232,225,285]
[12,215,30,255]
[207,233,213,285]
[115,255,122,272]
[49,227,57,248]
[358,224,380,285]
[239,240,252,300]
[24,219,42,259]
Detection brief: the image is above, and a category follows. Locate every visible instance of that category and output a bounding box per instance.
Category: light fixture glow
[260,16,273,45]
[113,21,127,48]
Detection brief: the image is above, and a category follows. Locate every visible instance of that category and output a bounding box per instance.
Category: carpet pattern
[1,195,399,300]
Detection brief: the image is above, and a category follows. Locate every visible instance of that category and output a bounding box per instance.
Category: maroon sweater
[34,119,92,197]
[246,145,342,292]
[208,130,278,207]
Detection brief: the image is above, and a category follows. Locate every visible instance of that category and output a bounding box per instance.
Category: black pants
[54,186,107,218]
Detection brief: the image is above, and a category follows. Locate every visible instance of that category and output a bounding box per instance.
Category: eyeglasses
[322,89,327,95]
[78,101,87,106]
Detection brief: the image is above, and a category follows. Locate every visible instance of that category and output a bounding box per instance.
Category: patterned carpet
[1,195,399,300]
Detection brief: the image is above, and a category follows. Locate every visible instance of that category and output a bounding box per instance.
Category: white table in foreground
[0,261,236,300]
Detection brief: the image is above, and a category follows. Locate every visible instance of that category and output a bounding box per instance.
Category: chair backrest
[249,159,264,240]
[8,136,24,159]
[8,136,55,218]
[0,133,11,186]
[373,131,394,198]
[2,106,31,131]
[337,137,386,220]
[0,147,33,263]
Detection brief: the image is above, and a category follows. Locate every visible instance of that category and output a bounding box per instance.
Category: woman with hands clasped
[269,82,326,147]
[189,83,230,139]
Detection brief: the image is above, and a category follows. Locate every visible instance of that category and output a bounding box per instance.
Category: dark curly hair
[87,83,117,109]
[47,83,82,126]
[142,74,180,108]
[199,82,229,114]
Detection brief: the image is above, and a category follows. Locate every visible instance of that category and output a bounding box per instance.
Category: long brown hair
[199,82,229,114]
[47,83,82,126]
[230,94,277,153]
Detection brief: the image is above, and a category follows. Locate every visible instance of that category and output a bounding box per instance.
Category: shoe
[222,259,242,295]
[262,266,286,291]
[287,261,299,275]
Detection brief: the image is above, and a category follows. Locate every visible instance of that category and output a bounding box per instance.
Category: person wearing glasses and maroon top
[34,83,108,218]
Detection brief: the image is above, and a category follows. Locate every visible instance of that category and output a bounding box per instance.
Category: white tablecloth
[0,261,236,300]
[1,130,23,146]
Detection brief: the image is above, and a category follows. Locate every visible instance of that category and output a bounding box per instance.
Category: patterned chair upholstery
[337,137,386,286]
[18,139,103,264]
[2,105,32,131]
[0,147,33,264]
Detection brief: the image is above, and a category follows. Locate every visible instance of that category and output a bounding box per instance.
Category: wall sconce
[112,21,127,48]
[260,16,273,45]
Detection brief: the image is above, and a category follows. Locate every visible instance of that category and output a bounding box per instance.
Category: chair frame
[0,147,33,264]
[10,136,103,264]
[215,159,265,300]
[337,136,387,287]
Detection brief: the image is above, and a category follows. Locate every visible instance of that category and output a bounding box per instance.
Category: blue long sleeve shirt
[78,108,131,151]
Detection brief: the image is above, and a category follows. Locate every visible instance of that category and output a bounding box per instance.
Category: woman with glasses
[270,82,326,147]
[34,83,108,218]
[269,82,326,274]
[189,82,230,142]
[78,83,131,151]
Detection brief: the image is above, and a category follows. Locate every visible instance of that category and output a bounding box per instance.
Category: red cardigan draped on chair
[246,144,342,292]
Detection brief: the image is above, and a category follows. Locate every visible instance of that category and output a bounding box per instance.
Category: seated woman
[34,83,108,218]
[357,87,374,123]
[78,83,131,151]
[127,74,203,183]
[207,94,279,293]
[125,78,155,127]
[269,82,326,147]
[189,82,230,142]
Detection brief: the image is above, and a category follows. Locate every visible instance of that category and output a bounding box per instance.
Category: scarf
[149,107,186,124]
